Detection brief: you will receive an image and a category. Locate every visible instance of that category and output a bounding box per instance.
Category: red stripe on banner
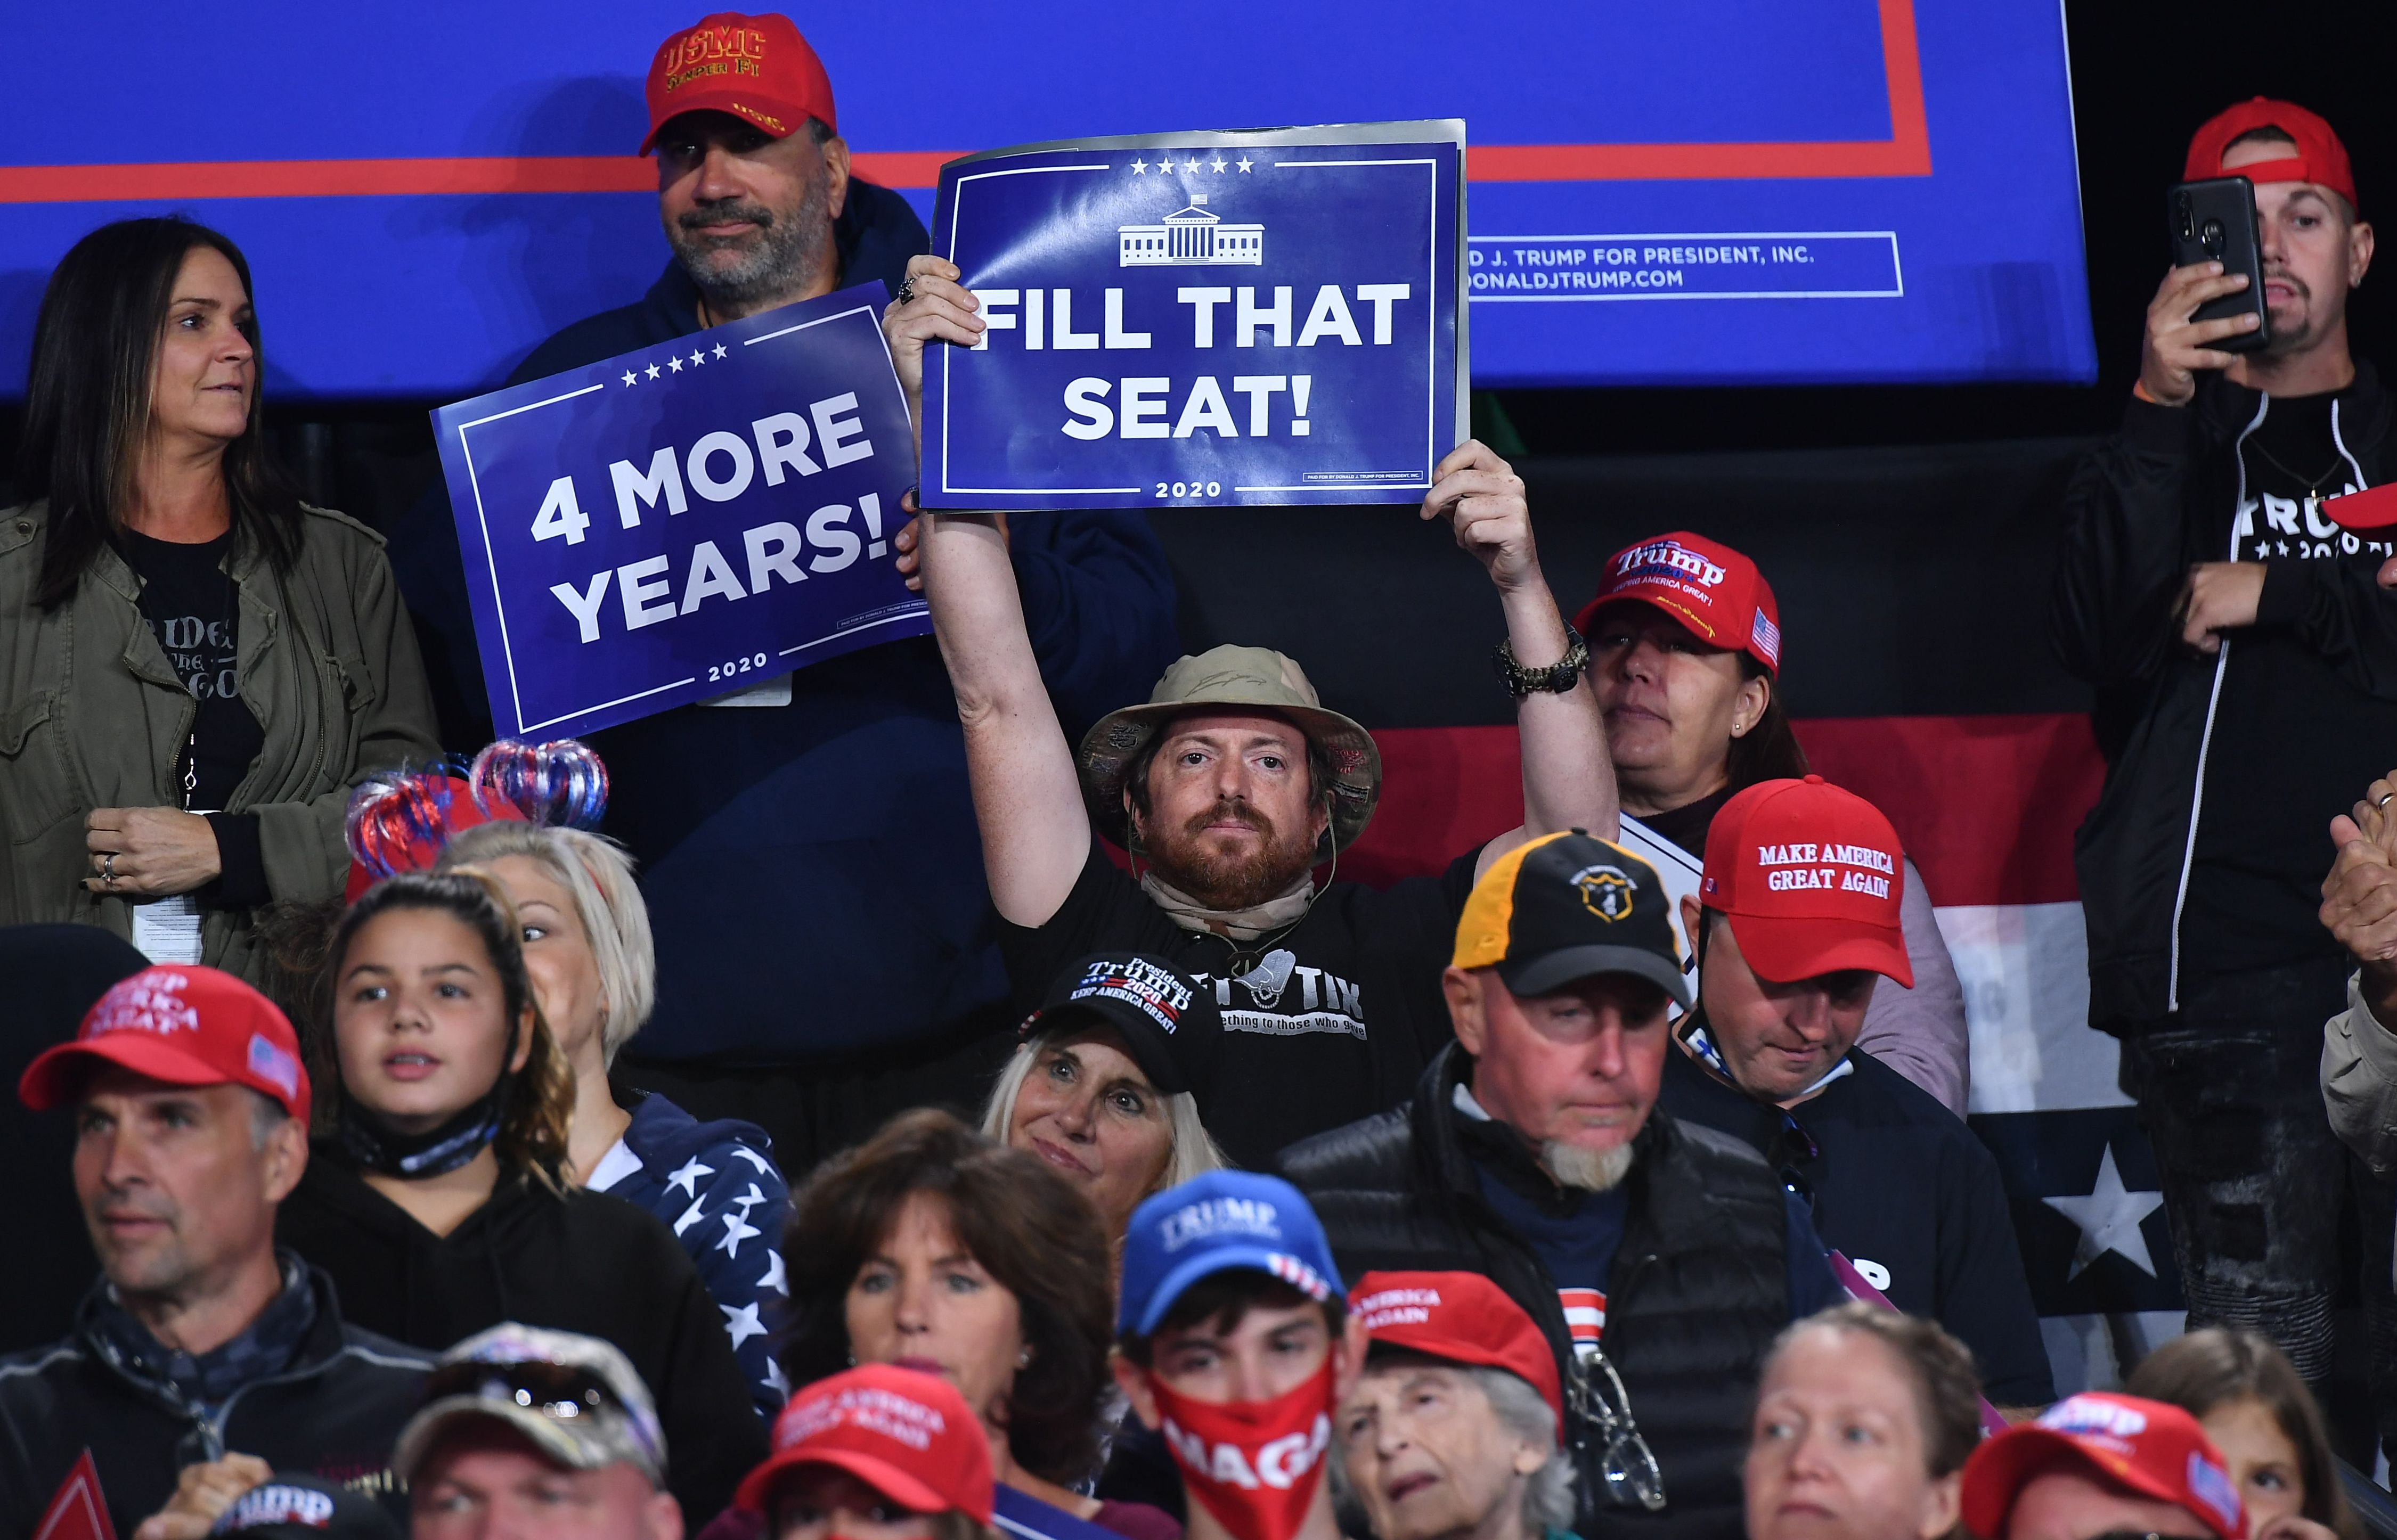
[1329,714,2101,910]
[0,2,1928,204]
[0,151,957,203]
[1793,714,2101,908]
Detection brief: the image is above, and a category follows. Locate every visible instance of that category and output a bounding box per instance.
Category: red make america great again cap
[19,965,310,1125]
[1700,776,1912,987]
[642,12,837,154]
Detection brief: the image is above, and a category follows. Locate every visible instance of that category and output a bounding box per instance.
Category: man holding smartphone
[2053,98,2389,1444]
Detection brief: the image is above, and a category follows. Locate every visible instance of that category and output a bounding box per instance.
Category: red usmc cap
[1963,1394,2245,1540]
[1351,1271,1563,1436]
[734,1365,994,1522]
[1700,776,1912,987]
[1575,532,1783,675]
[20,965,310,1125]
[642,12,837,155]
[2185,97,2358,212]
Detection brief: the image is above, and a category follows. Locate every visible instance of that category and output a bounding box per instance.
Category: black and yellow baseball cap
[1452,830,1690,1005]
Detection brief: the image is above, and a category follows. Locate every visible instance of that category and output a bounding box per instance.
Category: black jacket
[2053,365,2395,1028]
[275,1152,768,1529]
[0,1266,428,1539]
[1278,1046,1791,1540]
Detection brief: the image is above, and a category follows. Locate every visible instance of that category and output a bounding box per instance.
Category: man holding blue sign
[889,246,1612,1168]
[388,11,1179,1167]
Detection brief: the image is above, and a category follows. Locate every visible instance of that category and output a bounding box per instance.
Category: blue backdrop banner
[920,122,1466,511]
[432,282,927,737]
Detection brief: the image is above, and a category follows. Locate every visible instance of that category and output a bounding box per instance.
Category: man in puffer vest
[1279,831,1841,1540]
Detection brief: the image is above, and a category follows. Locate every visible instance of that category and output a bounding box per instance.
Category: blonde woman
[439,812,792,1418]
[274,869,767,1527]
[979,952,1231,1251]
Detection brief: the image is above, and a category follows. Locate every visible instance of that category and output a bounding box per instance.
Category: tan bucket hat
[1078,645,1382,853]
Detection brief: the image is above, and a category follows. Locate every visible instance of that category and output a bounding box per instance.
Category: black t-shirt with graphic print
[998,845,1478,1169]
[123,530,268,907]
[2184,390,2397,978]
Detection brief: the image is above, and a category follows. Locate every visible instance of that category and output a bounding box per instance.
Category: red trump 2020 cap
[1351,1271,1564,1436]
[1700,776,1912,988]
[1575,532,1783,675]
[2184,97,2357,212]
[20,964,310,1125]
[642,12,837,155]
[1962,1393,2245,1540]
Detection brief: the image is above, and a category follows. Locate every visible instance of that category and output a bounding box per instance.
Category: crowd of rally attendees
[4,9,2397,1540]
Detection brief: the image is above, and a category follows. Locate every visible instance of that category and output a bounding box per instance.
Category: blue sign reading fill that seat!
[920,121,1466,512]
[431,283,928,738]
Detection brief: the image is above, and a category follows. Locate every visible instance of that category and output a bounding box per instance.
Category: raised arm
[885,256,1092,925]
[1430,441,1618,881]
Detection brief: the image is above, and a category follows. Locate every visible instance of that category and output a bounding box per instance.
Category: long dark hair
[18,217,303,609]
[779,1109,1116,1485]
[1725,656,1809,793]
[2126,1328,2363,1540]
[328,871,576,1185]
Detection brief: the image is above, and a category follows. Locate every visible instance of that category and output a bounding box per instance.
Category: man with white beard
[1279,831,1841,1540]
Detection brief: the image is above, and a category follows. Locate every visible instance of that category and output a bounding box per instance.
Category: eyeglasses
[1568,1346,1666,1512]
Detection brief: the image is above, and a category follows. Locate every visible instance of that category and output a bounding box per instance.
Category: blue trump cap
[1118,1170,1344,1338]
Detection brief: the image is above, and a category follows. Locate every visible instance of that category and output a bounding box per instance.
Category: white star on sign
[667,355,683,373]
[721,1300,768,1349]
[716,1207,763,1258]
[621,371,637,387]
[730,1145,775,1174]
[689,349,706,367]
[758,1250,788,1297]
[2043,1144,2166,1280]
[1130,157,1147,175]
[1211,156,1227,173]
[666,1156,716,1199]
[713,343,728,359]
[764,1358,790,1397]
[646,362,662,380]
[1236,154,1254,173]
[673,1198,706,1237]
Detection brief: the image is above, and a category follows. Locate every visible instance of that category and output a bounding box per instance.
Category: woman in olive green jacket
[0,217,439,984]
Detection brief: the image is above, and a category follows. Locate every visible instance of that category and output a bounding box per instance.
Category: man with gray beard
[385,14,1180,1164]
[1279,831,1841,1540]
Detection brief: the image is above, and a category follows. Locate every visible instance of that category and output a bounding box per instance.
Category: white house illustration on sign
[1118,194,1264,267]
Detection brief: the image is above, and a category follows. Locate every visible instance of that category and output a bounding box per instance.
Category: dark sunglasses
[423,1358,623,1422]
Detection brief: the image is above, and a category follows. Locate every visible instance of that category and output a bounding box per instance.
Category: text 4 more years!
[523,390,896,644]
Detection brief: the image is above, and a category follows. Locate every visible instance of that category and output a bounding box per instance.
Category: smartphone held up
[2169,176,2272,353]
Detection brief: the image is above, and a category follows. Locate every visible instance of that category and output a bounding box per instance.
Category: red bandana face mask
[1146,1358,1337,1540]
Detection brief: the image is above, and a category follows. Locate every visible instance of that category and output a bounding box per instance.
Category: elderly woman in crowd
[2125,1328,2361,1540]
[430,739,792,1417]
[733,1364,1000,1540]
[0,217,437,980]
[1336,1271,1579,1540]
[1743,1301,1982,1540]
[1578,532,1969,1112]
[981,952,1230,1250]
[781,1108,1181,1540]
[274,869,764,1526]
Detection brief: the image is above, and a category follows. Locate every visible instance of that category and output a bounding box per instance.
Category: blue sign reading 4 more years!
[922,121,1467,511]
[433,284,930,738]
